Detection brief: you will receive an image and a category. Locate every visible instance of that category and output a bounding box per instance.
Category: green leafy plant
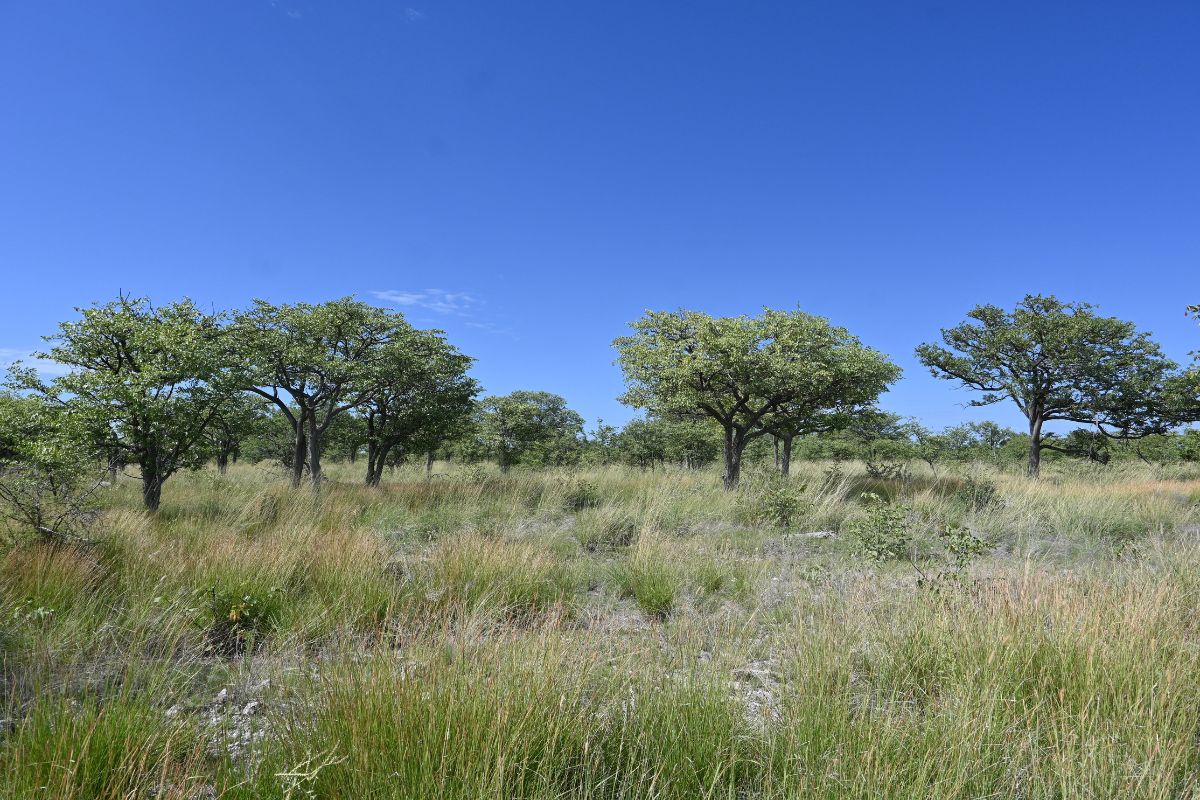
[939,524,991,571]
[193,585,283,656]
[739,477,809,528]
[954,476,998,512]
[846,492,912,562]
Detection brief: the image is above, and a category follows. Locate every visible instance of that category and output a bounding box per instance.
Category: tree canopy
[475,391,584,471]
[361,328,477,486]
[11,295,237,510]
[916,295,1189,477]
[230,298,410,487]
[613,308,899,488]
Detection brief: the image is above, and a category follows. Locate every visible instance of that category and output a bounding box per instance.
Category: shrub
[739,478,809,528]
[940,524,991,572]
[954,476,998,512]
[192,585,283,656]
[562,479,602,512]
[846,492,912,562]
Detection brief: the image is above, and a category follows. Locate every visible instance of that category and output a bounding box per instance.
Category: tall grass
[3,459,1200,797]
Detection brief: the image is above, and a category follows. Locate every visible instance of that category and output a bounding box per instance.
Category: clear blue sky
[2,1,1198,432]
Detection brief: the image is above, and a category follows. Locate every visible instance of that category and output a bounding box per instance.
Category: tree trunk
[290,428,307,488]
[216,451,229,475]
[780,435,793,477]
[306,416,323,489]
[365,440,379,486]
[365,442,392,487]
[349,445,357,464]
[1027,416,1043,478]
[425,450,435,477]
[721,426,743,490]
[141,457,162,512]
[773,436,780,469]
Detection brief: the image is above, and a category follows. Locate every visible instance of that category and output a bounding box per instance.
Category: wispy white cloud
[372,289,477,315]
[404,7,426,22]
[0,348,70,378]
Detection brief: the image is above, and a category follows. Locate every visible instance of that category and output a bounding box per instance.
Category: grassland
[3,459,1200,798]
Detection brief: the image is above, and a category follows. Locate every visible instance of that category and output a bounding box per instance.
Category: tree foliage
[614,308,899,488]
[917,295,1187,477]
[361,329,477,485]
[12,295,236,510]
[231,298,409,488]
[475,391,584,471]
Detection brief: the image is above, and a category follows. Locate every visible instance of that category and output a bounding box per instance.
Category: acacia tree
[476,391,584,472]
[916,295,1183,478]
[361,329,477,486]
[231,298,407,488]
[614,308,899,489]
[13,296,236,510]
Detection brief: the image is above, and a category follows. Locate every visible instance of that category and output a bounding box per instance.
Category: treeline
[1,294,1198,529]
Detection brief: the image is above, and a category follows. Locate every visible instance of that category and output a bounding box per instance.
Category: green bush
[846,493,912,562]
[954,476,998,512]
[740,478,809,528]
[192,585,283,656]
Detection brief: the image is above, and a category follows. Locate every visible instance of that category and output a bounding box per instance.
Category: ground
[3,459,1200,799]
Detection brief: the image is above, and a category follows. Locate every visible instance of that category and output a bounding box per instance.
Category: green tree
[614,308,899,488]
[615,418,668,469]
[476,391,584,472]
[231,298,406,488]
[361,329,477,486]
[13,296,236,511]
[917,295,1183,478]
[206,393,272,474]
[0,392,103,540]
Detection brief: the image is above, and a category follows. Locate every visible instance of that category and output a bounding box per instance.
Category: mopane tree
[361,329,477,486]
[614,308,899,488]
[13,296,235,510]
[231,298,407,488]
[917,295,1182,478]
[476,391,584,472]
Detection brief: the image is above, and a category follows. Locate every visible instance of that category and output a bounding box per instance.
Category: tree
[231,298,407,488]
[361,329,477,486]
[614,308,899,489]
[908,423,952,477]
[0,392,103,540]
[13,296,236,511]
[476,391,584,472]
[917,295,1184,478]
[615,418,668,469]
[207,394,271,474]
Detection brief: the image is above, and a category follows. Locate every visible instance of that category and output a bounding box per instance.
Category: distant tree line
[0,293,1198,532]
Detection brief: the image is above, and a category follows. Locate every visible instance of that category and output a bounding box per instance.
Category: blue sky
[2,1,1198,432]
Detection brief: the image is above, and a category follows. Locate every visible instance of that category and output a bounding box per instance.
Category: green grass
[3,458,1200,797]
